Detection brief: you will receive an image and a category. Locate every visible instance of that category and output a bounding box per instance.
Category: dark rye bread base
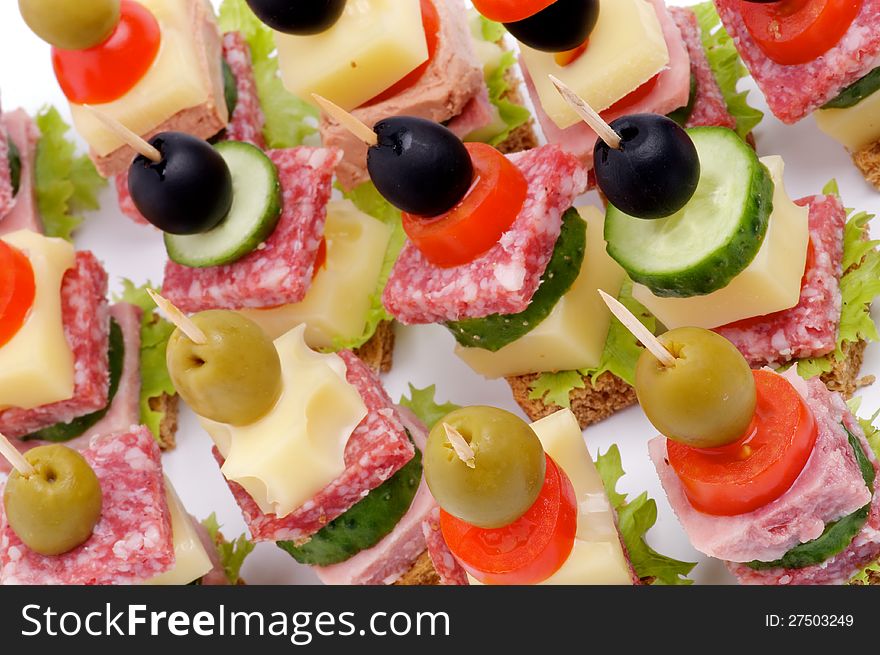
[493,41,539,156]
[394,551,442,586]
[151,392,180,451]
[854,140,880,191]
[353,320,396,374]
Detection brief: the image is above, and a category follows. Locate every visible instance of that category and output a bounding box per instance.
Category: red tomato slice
[472,0,556,22]
[0,242,37,349]
[667,370,818,516]
[740,0,862,66]
[402,142,527,268]
[311,237,328,280]
[361,0,440,107]
[440,454,578,585]
[603,74,660,116]
[52,0,161,105]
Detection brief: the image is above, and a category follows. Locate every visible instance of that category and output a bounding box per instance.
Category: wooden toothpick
[443,423,476,469]
[83,105,162,163]
[598,289,676,367]
[147,289,208,345]
[0,432,35,477]
[311,94,378,147]
[549,75,622,150]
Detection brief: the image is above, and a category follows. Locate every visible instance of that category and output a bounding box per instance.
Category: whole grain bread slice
[853,140,880,191]
[150,392,180,451]
[394,551,442,586]
[492,41,539,156]
[353,320,396,374]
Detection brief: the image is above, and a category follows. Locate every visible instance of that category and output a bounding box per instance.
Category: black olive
[367,117,473,217]
[128,132,233,235]
[505,0,599,53]
[594,114,700,220]
[245,0,347,35]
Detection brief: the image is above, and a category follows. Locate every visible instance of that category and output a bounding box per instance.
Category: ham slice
[446,86,495,140]
[0,109,42,235]
[314,406,437,585]
[193,517,233,586]
[521,0,691,167]
[0,102,12,219]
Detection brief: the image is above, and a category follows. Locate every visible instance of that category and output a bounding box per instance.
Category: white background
[1,0,878,585]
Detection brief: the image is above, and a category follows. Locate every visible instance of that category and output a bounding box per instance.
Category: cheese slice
[199,325,367,518]
[0,231,75,411]
[520,0,669,129]
[455,207,625,378]
[143,478,213,586]
[238,200,391,348]
[633,156,810,330]
[815,91,880,151]
[275,0,428,112]
[70,0,226,156]
[468,409,633,585]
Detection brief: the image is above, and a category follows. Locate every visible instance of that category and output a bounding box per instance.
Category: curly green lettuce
[596,445,696,585]
[201,514,255,585]
[528,281,655,409]
[399,384,461,430]
[693,2,764,140]
[34,106,106,241]
[844,399,880,585]
[797,181,880,379]
[218,0,318,148]
[114,280,176,442]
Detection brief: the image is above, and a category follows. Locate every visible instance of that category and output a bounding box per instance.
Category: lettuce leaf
[596,445,696,585]
[332,182,406,351]
[399,384,461,429]
[202,514,255,585]
[843,399,880,584]
[114,280,176,441]
[797,182,880,379]
[693,2,763,140]
[34,106,106,241]
[218,0,318,148]
[528,281,654,409]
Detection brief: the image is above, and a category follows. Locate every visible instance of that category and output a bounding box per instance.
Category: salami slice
[114,175,150,227]
[0,110,12,220]
[216,350,415,543]
[0,426,174,585]
[222,31,266,149]
[0,252,110,438]
[714,0,880,123]
[0,110,41,236]
[383,145,588,324]
[422,508,468,586]
[714,195,846,367]
[163,146,341,311]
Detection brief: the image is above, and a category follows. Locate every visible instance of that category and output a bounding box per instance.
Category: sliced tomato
[311,237,328,280]
[402,142,527,268]
[361,0,440,107]
[667,370,818,516]
[603,74,660,116]
[52,0,161,105]
[740,0,862,66]
[0,242,36,349]
[555,41,589,67]
[440,454,578,585]
[472,0,556,22]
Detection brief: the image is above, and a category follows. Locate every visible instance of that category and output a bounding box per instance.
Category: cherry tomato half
[604,74,661,116]
[0,242,37,349]
[667,370,818,516]
[52,0,161,105]
[362,0,440,107]
[740,0,862,66]
[402,142,527,268]
[440,454,578,585]
[472,0,557,22]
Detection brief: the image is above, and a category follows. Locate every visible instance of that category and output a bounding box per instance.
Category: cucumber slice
[277,436,422,566]
[605,127,774,298]
[164,141,282,268]
[222,58,238,117]
[446,207,586,351]
[822,66,880,110]
[7,136,20,196]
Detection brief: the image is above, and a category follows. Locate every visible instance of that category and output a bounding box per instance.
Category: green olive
[635,327,756,448]
[167,310,283,426]
[19,0,120,50]
[424,406,546,529]
[3,445,102,556]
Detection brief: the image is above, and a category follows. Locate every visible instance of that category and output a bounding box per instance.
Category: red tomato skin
[668,370,819,516]
[52,0,161,105]
[440,455,579,585]
[472,0,557,23]
[0,242,37,349]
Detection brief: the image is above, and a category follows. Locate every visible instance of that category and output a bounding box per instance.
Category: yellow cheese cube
[0,231,75,411]
[70,0,226,157]
[633,156,809,330]
[520,0,669,129]
[455,207,625,378]
[815,93,880,151]
[469,409,633,585]
[200,325,367,518]
[238,200,391,348]
[144,478,213,586]
[275,0,429,111]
